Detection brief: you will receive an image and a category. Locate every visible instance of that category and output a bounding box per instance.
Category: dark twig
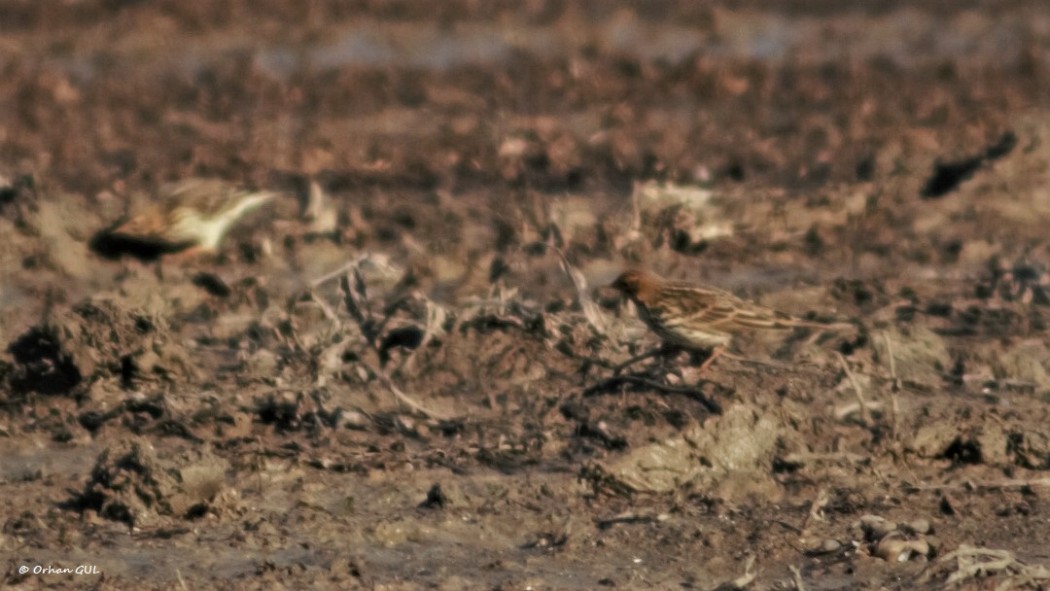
[583,374,722,414]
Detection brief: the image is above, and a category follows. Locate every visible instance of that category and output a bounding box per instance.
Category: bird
[102,178,276,256]
[610,268,850,370]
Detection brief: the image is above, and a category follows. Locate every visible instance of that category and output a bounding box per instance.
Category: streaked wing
[659,284,797,332]
[109,194,208,247]
[162,179,233,215]
[108,210,191,246]
[106,179,221,243]
[110,213,168,238]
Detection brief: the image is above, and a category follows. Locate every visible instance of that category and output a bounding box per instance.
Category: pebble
[338,409,370,430]
[857,514,895,540]
[904,518,931,535]
[874,536,930,563]
[820,538,842,553]
[804,538,842,555]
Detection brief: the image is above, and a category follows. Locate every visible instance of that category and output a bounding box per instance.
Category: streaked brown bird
[610,268,848,370]
[104,178,276,256]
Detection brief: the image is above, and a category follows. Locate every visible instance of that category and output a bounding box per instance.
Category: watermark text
[17,564,101,576]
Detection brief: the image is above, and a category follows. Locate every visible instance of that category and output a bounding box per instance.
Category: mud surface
[4,2,1050,589]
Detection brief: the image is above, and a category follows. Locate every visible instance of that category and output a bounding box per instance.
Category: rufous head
[610,268,660,300]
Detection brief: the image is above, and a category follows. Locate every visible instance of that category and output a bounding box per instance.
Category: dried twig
[175,567,189,591]
[340,270,374,342]
[919,544,1050,588]
[789,564,807,591]
[522,240,607,335]
[309,252,397,288]
[883,331,899,389]
[612,346,665,374]
[904,477,1050,492]
[883,332,900,440]
[311,260,362,288]
[583,374,722,414]
[362,360,447,420]
[309,291,340,323]
[324,259,446,420]
[781,452,869,466]
[836,352,871,426]
[834,400,883,421]
[729,555,757,589]
[800,488,828,533]
[397,298,448,374]
[596,511,669,529]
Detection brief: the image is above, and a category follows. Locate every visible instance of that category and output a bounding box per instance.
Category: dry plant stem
[309,291,340,322]
[731,555,757,589]
[175,567,189,591]
[906,477,1050,492]
[396,299,447,374]
[254,439,266,495]
[612,345,745,375]
[921,544,1050,588]
[789,564,807,591]
[612,346,665,374]
[523,240,606,335]
[836,352,870,426]
[800,488,828,534]
[782,452,868,465]
[884,331,899,387]
[595,512,667,529]
[883,332,900,440]
[583,374,722,414]
[311,259,366,288]
[363,359,446,420]
[834,400,883,420]
[629,182,642,237]
[340,271,372,336]
[333,266,445,419]
[958,374,1040,389]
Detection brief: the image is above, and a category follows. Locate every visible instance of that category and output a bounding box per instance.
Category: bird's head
[610,268,659,300]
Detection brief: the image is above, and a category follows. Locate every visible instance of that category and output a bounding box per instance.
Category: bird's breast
[640,302,732,350]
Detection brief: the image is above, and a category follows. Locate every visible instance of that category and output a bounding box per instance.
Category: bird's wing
[162,178,232,214]
[663,285,797,331]
[108,210,173,241]
[105,180,210,240]
[721,301,798,330]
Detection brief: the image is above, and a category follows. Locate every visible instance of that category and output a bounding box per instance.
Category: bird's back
[108,178,273,250]
[641,281,802,349]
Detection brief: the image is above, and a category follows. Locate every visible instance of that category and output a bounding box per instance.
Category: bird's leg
[166,245,209,264]
[696,347,725,373]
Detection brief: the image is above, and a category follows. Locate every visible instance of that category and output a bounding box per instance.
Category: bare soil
[3,2,1050,590]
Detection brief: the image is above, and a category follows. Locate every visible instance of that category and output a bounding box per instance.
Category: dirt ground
[4,1,1050,589]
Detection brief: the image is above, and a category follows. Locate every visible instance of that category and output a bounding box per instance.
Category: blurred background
[3,1,1046,303]
[3,1,1043,192]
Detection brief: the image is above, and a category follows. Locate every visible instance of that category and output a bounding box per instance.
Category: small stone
[338,409,370,430]
[857,514,896,541]
[803,537,842,556]
[904,518,931,535]
[874,536,930,563]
